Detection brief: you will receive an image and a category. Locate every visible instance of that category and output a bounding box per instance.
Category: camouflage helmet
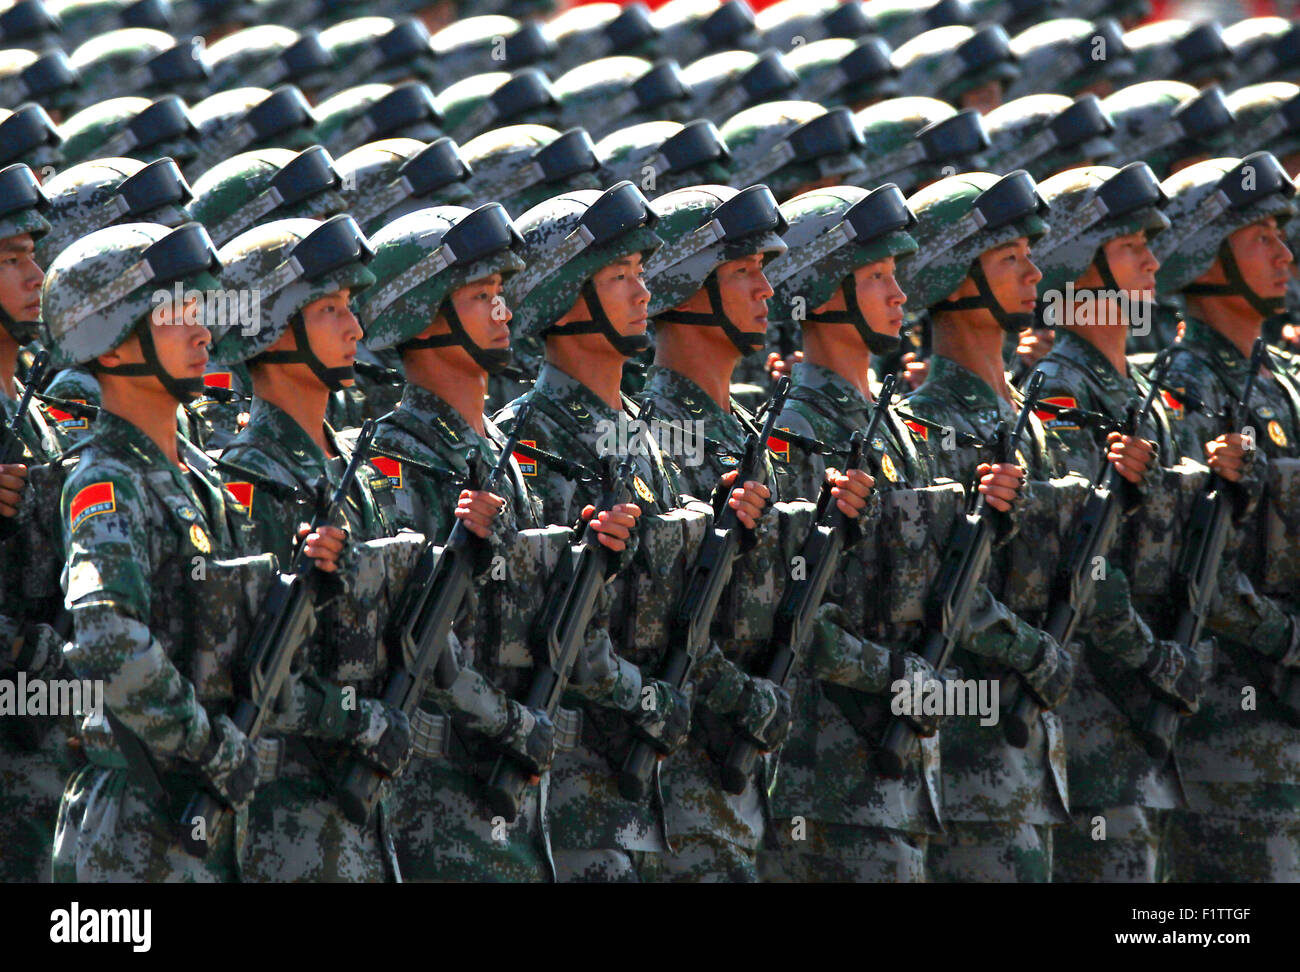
[596,119,731,198]
[0,163,51,343]
[189,85,318,178]
[316,17,436,100]
[980,94,1117,181]
[680,49,798,123]
[46,0,171,53]
[1153,152,1297,316]
[435,68,558,144]
[60,95,198,169]
[505,180,662,344]
[553,56,692,140]
[543,3,659,73]
[36,156,192,268]
[312,82,444,157]
[644,182,785,354]
[0,102,62,172]
[210,214,374,383]
[897,169,1048,329]
[357,203,525,372]
[336,136,473,235]
[428,16,554,90]
[767,182,918,353]
[861,0,972,49]
[461,124,601,218]
[1124,19,1235,88]
[721,100,865,201]
[40,220,221,392]
[0,0,63,53]
[1228,83,1300,169]
[1068,0,1149,25]
[0,48,80,114]
[891,24,1019,105]
[204,25,334,97]
[652,0,756,66]
[1033,161,1169,299]
[67,29,209,110]
[189,145,344,246]
[850,97,988,195]
[966,0,1063,37]
[1223,17,1300,90]
[1003,17,1133,100]
[1102,81,1237,180]
[753,0,872,54]
[786,37,898,111]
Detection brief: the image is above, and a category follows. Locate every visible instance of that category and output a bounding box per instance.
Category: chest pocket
[876,482,965,626]
[480,524,575,671]
[608,506,711,668]
[186,552,279,705]
[728,501,817,667]
[1259,457,1300,596]
[993,477,1090,619]
[1124,462,1211,599]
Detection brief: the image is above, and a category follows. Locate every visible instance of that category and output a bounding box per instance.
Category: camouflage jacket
[43,365,200,454]
[188,362,253,453]
[60,409,255,771]
[1124,297,1182,357]
[905,353,1071,826]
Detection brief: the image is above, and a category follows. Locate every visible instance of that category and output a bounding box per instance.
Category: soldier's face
[1094,229,1159,296]
[711,253,773,333]
[959,80,1003,115]
[0,234,42,327]
[586,252,651,335]
[444,273,511,352]
[973,237,1041,316]
[300,288,363,378]
[1217,217,1295,300]
[111,296,209,384]
[814,256,906,342]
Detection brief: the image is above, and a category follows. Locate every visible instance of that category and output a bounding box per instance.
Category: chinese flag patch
[1161,389,1184,417]
[69,482,116,531]
[370,456,403,489]
[904,420,928,441]
[767,429,790,461]
[513,440,537,477]
[224,481,254,508]
[46,399,88,431]
[203,372,233,390]
[1035,395,1078,423]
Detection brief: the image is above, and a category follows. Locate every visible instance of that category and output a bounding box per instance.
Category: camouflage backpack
[335,136,473,235]
[435,67,558,144]
[0,163,51,344]
[312,81,444,156]
[980,93,1117,181]
[596,118,732,199]
[1102,81,1237,180]
[66,28,209,111]
[721,100,864,201]
[553,56,692,141]
[1123,18,1234,89]
[203,25,334,97]
[460,123,601,218]
[59,94,198,169]
[850,96,988,195]
[1003,17,1133,100]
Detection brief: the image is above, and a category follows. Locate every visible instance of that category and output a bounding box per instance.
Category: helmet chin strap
[806,276,901,355]
[96,317,206,403]
[256,310,356,391]
[1181,239,1285,318]
[400,300,514,374]
[933,260,1033,334]
[0,307,39,346]
[545,278,652,357]
[653,273,766,357]
[1070,249,1156,328]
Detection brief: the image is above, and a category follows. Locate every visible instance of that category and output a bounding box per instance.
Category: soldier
[357,202,640,881]
[638,182,873,881]
[312,82,444,158]
[461,124,602,220]
[596,120,734,200]
[0,162,72,883]
[189,85,320,179]
[980,94,1118,182]
[208,213,413,881]
[720,101,866,203]
[0,48,82,125]
[59,95,201,171]
[494,181,770,881]
[1222,16,1300,91]
[203,25,335,99]
[552,57,693,142]
[679,49,800,125]
[890,23,1019,114]
[543,3,659,74]
[650,0,758,67]
[753,0,873,55]
[315,16,436,100]
[0,103,63,175]
[1151,152,1300,882]
[65,28,210,111]
[434,68,559,145]
[899,170,1080,882]
[427,15,555,90]
[1003,17,1133,101]
[1123,19,1234,90]
[786,36,899,113]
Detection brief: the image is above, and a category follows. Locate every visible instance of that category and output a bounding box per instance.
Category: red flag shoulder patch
[513,440,537,477]
[224,481,254,508]
[1035,395,1078,424]
[370,456,403,489]
[46,398,89,431]
[904,419,928,441]
[69,482,116,531]
[1161,389,1184,417]
[767,429,790,461]
[203,372,233,390]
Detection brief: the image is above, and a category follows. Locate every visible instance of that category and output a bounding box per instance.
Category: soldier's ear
[97,333,141,368]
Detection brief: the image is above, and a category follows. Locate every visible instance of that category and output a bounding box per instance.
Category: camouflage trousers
[659,741,765,883]
[0,724,76,882]
[53,762,241,882]
[1054,806,1168,883]
[553,849,664,882]
[388,756,548,883]
[240,742,399,883]
[757,819,928,883]
[927,821,1055,883]
[1164,810,1300,882]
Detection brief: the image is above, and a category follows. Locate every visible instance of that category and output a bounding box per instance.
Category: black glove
[348,700,413,778]
[1017,635,1074,711]
[195,714,258,810]
[733,676,792,751]
[628,680,691,755]
[1140,640,1205,714]
[492,702,557,777]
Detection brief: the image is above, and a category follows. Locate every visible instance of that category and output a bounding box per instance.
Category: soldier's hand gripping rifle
[1140,337,1268,757]
[1002,351,1173,747]
[618,378,792,802]
[875,371,1044,778]
[720,374,897,795]
[0,349,47,466]
[178,419,379,858]
[336,403,536,826]
[484,402,655,822]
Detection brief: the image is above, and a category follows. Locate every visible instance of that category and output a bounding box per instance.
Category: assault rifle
[0,349,47,465]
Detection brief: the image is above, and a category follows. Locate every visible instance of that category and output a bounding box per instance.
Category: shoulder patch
[767,428,790,461]
[904,419,928,441]
[224,481,255,508]
[1161,389,1184,418]
[370,456,403,489]
[1038,395,1080,431]
[69,481,116,531]
[46,398,89,431]
[204,372,233,391]
[513,440,537,476]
